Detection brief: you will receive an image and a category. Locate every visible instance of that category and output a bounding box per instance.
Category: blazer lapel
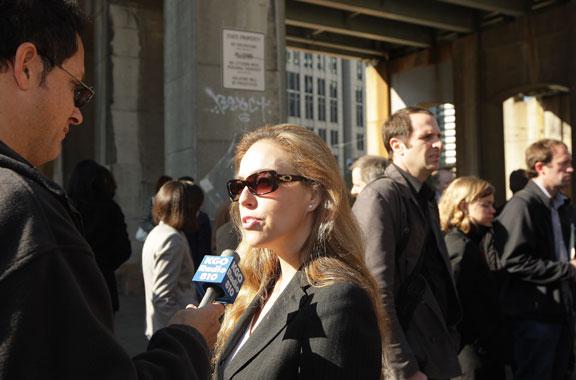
[218,292,262,372]
[220,272,309,378]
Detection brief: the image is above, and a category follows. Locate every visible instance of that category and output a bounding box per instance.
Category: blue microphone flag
[192,249,244,304]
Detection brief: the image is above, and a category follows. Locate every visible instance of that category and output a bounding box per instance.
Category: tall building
[286,50,366,173]
[429,103,457,167]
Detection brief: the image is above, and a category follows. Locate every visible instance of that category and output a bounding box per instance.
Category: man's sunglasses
[58,65,95,108]
[226,170,311,201]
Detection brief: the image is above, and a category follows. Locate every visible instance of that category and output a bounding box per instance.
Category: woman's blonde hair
[213,124,387,365]
[439,176,495,233]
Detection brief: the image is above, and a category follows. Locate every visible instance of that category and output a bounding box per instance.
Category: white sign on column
[222,29,265,91]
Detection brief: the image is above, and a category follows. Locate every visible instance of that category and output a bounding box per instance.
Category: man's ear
[389,137,405,156]
[13,42,42,89]
[534,162,545,176]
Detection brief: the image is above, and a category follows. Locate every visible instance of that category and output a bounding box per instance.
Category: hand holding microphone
[169,303,224,347]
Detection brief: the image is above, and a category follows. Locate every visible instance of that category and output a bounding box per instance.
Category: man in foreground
[0,1,223,378]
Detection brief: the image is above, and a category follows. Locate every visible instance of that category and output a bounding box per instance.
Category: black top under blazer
[215,270,382,380]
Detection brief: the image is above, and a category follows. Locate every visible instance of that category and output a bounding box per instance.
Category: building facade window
[356,133,364,151]
[304,53,313,69]
[356,62,364,81]
[330,100,338,123]
[329,81,338,123]
[292,51,300,65]
[318,128,327,142]
[287,72,300,117]
[330,130,339,145]
[429,103,457,166]
[304,75,314,120]
[355,87,364,127]
[317,78,326,121]
[316,55,325,71]
[329,81,337,98]
[330,57,338,74]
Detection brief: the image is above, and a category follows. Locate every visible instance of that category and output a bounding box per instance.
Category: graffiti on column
[204,87,271,123]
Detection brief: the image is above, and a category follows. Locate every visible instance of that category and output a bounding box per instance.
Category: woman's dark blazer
[445,227,502,348]
[215,270,382,380]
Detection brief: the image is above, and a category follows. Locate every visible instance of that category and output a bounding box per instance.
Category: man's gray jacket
[353,164,461,379]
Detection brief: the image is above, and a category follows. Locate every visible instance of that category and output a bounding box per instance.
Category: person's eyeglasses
[58,65,95,108]
[226,170,311,201]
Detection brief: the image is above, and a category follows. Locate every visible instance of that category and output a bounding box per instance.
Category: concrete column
[69,0,166,294]
[452,34,481,178]
[105,0,165,264]
[164,0,286,217]
[365,62,389,156]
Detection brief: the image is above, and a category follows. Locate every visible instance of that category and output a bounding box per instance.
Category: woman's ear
[306,186,322,212]
[458,201,468,215]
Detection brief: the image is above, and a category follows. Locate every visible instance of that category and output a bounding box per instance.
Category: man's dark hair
[67,159,117,210]
[382,106,434,156]
[525,139,567,178]
[0,0,86,76]
[509,169,529,193]
[155,175,172,193]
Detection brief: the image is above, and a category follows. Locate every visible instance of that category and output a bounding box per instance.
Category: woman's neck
[277,255,299,286]
[249,257,299,335]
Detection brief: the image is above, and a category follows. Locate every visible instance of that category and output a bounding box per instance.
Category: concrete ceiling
[285,0,569,60]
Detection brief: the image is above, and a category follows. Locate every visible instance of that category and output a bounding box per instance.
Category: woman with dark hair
[213,124,386,379]
[67,159,132,313]
[142,180,204,338]
[439,176,505,380]
[136,175,173,242]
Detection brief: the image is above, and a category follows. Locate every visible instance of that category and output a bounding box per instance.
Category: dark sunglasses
[58,65,95,108]
[226,170,311,201]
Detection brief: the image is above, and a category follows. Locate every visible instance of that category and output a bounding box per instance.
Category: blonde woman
[213,124,386,379]
[439,177,505,380]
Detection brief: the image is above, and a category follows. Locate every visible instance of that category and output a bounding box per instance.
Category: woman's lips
[242,216,262,229]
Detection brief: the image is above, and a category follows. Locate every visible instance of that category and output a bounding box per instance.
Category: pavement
[114,293,148,357]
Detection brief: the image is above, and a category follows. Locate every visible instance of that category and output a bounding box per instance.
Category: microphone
[193,249,244,307]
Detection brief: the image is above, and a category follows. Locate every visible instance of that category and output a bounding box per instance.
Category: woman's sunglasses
[226,170,311,201]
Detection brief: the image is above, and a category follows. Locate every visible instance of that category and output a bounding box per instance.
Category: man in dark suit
[353,107,461,380]
[495,139,576,380]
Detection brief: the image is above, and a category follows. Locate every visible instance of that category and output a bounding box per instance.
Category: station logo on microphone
[193,255,244,303]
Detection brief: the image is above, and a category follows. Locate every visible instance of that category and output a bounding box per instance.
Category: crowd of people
[1,1,576,380]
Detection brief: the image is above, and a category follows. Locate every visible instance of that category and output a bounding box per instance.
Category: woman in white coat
[142,180,203,339]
